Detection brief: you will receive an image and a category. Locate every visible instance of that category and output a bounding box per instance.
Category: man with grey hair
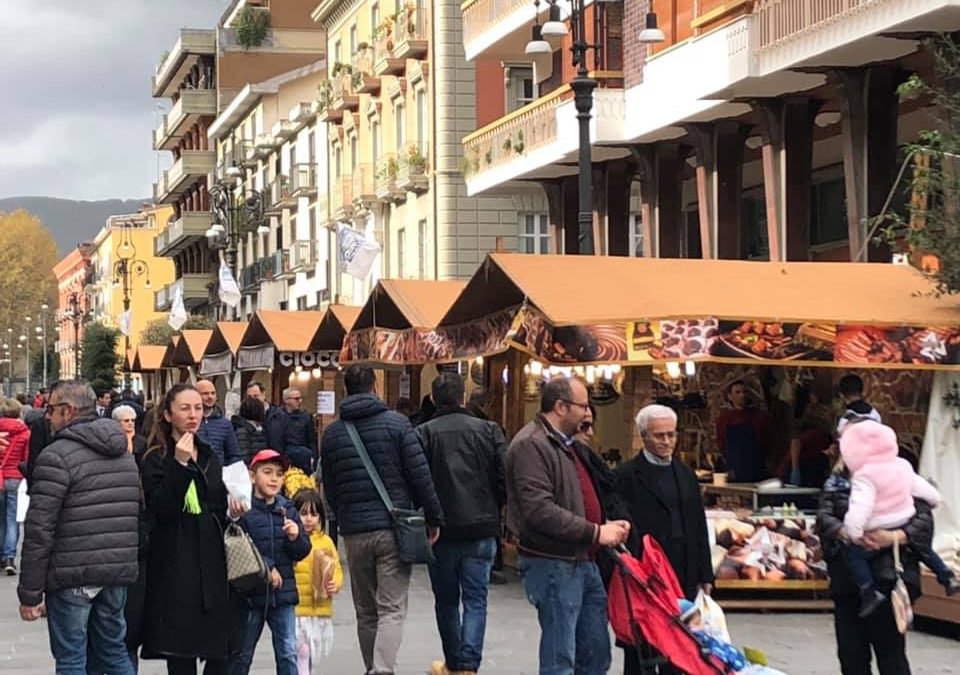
[268,386,317,473]
[18,380,140,674]
[616,403,713,675]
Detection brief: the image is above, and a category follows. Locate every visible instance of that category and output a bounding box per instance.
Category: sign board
[316,391,336,416]
[399,373,411,399]
[278,350,340,369]
[199,351,234,377]
[237,344,275,371]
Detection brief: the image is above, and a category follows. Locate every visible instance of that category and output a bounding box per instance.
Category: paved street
[0,563,954,674]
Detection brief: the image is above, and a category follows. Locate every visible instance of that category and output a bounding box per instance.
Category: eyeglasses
[287,396,302,402]
[561,399,591,412]
[45,402,73,415]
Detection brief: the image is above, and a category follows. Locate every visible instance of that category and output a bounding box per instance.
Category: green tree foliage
[0,210,59,332]
[81,322,120,392]
[236,6,270,48]
[30,341,60,386]
[139,315,216,347]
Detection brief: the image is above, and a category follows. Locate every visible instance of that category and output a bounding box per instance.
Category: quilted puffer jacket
[320,394,444,536]
[239,494,312,608]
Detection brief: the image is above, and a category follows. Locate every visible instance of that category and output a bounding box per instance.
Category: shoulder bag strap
[343,421,394,512]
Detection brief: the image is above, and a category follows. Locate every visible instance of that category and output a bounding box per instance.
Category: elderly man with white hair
[615,403,713,675]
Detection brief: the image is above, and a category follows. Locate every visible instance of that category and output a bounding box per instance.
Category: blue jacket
[321,393,444,536]
[267,408,317,473]
[198,407,242,467]
[239,495,312,608]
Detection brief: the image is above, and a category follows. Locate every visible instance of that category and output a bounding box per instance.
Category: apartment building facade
[460,0,960,263]
[53,245,95,380]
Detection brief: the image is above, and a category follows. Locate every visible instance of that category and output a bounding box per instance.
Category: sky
[0,0,232,201]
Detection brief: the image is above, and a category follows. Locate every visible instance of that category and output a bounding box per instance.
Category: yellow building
[88,205,176,390]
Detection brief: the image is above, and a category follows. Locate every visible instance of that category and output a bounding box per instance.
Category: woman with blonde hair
[113,404,148,460]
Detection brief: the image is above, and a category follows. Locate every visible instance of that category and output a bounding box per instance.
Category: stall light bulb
[530,361,543,377]
[295,365,303,373]
[288,372,296,380]
[312,368,323,379]
[475,355,484,367]
[586,366,597,384]
[666,361,682,379]
[523,364,531,376]
[573,366,585,377]
[297,370,311,383]
[685,361,696,377]
[611,364,622,375]
[562,367,573,378]
[603,366,614,381]
[501,366,509,385]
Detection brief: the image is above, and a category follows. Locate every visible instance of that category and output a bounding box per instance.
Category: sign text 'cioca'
[278,351,341,368]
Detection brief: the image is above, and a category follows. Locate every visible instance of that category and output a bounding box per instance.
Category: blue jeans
[520,557,611,675]
[230,604,297,675]
[427,537,497,672]
[0,478,20,558]
[45,586,134,675]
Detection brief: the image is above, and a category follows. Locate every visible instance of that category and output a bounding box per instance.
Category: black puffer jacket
[321,393,444,535]
[232,416,268,463]
[417,407,506,542]
[817,466,934,599]
[268,408,318,473]
[17,417,140,606]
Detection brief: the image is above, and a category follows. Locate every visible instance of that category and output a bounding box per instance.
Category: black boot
[858,588,885,618]
[943,575,960,597]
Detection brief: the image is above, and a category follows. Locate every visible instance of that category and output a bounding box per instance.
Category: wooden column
[838,66,904,262]
[687,122,748,259]
[606,160,638,256]
[757,98,820,261]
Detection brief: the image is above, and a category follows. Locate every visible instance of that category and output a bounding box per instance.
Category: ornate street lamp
[526,2,663,253]
[114,221,151,389]
[65,291,86,378]
[205,166,269,269]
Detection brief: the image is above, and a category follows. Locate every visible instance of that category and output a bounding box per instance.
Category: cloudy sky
[0,0,231,201]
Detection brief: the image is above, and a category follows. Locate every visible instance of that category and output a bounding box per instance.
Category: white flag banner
[119,309,132,337]
[338,224,381,280]
[168,287,187,330]
[218,255,242,308]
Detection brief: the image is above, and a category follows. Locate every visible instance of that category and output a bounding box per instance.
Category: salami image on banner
[338,224,381,279]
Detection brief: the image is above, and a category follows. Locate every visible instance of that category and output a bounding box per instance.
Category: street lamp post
[37,303,49,389]
[19,316,31,395]
[526,3,664,254]
[113,222,151,390]
[66,292,85,378]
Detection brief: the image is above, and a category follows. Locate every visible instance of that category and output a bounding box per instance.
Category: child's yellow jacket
[294,531,343,618]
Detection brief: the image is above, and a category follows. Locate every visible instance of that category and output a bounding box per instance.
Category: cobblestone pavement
[0,564,954,674]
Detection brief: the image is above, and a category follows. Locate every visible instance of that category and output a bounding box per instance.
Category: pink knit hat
[838,419,898,473]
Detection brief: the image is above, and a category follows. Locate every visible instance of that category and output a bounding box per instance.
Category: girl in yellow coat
[292,489,343,675]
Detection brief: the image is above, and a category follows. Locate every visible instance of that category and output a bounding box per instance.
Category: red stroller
[608,535,731,675]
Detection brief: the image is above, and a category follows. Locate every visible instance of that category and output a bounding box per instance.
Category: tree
[30,341,60,387]
[139,315,216,346]
[0,210,59,330]
[877,34,960,294]
[81,322,120,392]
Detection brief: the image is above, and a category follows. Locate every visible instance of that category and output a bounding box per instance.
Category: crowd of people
[1,367,952,675]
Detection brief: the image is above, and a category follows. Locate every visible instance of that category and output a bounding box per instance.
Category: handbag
[344,421,434,564]
[890,542,914,634]
[223,521,271,594]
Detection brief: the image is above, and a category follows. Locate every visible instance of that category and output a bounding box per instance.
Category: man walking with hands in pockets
[507,376,630,675]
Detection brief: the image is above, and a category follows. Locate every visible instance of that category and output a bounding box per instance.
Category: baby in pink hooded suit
[839,420,957,617]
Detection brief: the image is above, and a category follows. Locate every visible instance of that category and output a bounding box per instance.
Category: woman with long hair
[140,384,236,675]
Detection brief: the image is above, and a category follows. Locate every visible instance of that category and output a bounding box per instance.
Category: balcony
[352,47,380,94]
[396,144,429,194]
[332,176,355,220]
[154,273,214,311]
[153,90,217,151]
[330,70,360,113]
[268,175,296,212]
[317,81,341,123]
[153,150,217,204]
[289,240,318,271]
[154,212,210,257]
[462,0,581,61]
[374,31,405,76]
[252,132,278,160]
[352,164,378,208]
[375,154,406,203]
[271,249,293,280]
[272,118,297,142]
[394,4,429,60]
[152,29,216,98]
[290,163,318,198]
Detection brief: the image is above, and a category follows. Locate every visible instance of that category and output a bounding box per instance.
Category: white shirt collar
[643,450,673,467]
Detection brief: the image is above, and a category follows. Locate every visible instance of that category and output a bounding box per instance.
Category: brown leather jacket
[506,415,601,560]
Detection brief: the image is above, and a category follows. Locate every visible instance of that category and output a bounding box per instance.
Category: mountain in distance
[0,196,149,256]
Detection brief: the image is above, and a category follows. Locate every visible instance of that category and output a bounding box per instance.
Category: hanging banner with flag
[168,287,187,330]
[218,255,242,307]
[338,224,381,280]
[119,309,132,337]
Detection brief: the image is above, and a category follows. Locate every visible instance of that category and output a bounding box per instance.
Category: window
[415,89,428,153]
[519,213,550,254]
[334,145,342,178]
[371,3,380,33]
[350,135,359,171]
[309,208,317,242]
[372,120,382,161]
[296,296,308,311]
[308,131,316,164]
[418,219,428,278]
[333,39,342,67]
[397,228,406,278]
[742,193,769,260]
[350,24,358,55]
[506,66,536,112]
[811,172,848,246]
[394,103,405,148]
[629,214,644,257]
[288,144,297,173]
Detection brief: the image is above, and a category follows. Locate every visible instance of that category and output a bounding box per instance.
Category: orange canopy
[133,346,168,372]
[204,321,249,357]
[353,279,467,330]
[240,310,325,352]
[171,330,213,366]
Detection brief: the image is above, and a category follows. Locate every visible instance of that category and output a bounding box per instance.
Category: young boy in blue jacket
[233,449,312,675]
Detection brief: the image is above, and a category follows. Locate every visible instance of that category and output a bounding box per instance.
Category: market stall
[169,329,213,385]
[157,335,186,393]
[131,346,169,403]
[341,279,466,408]
[414,253,960,609]
[198,321,249,416]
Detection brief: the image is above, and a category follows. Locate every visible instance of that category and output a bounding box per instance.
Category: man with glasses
[506,376,631,675]
[615,403,713,675]
[17,380,140,674]
[268,387,318,474]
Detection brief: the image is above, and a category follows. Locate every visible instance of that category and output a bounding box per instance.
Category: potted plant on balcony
[375,17,395,51]
[406,144,427,174]
[236,6,271,49]
[514,130,525,154]
[317,81,333,112]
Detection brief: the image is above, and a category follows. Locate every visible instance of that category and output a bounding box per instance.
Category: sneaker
[945,576,960,597]
[4,559,15,576]
[858,589,885,618]
[430,661,452,675]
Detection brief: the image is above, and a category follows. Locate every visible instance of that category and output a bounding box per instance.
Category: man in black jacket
[268,386,318,473]
[616,403,713,675]
[17,380,140,674]
[321,365,444,675]
[417,373,506,675]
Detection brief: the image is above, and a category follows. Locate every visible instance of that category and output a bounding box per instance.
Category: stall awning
[124,349,136,372]
[426,254,960,369]
[200,321,250,377]
[172,330,213,367]
[311,305,361,351]
[240,310,325,352]
[343,280,466,363]
[161,335,181,369]
[133,346,168,373]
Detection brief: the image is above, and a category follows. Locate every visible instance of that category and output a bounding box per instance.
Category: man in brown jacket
[506,376,630,675]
